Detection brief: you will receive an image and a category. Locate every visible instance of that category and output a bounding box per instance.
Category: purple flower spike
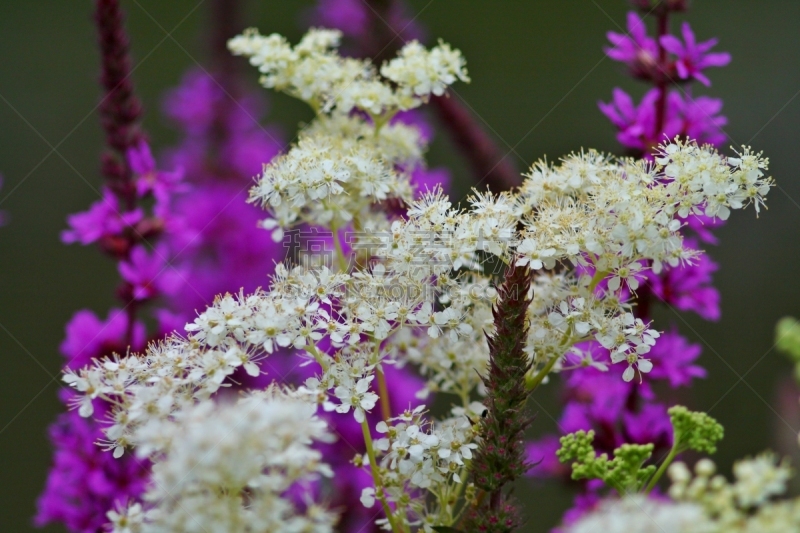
[679,94,728,147]
[660,22,731,86]
[310,0,369,38]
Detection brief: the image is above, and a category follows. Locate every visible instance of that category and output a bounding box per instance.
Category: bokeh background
[1,1,799,531]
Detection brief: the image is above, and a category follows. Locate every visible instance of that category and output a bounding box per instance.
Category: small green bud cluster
[669,406,724,455]
[557,430,656,493]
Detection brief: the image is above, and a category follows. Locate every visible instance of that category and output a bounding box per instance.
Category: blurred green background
[1,1,799,531]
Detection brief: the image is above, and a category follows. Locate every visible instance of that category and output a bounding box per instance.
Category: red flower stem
[653,10,670,142]
[431,95,521,193]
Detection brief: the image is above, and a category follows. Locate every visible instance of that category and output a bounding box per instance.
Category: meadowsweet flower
[563,495,713,533]
[111,393,337,533]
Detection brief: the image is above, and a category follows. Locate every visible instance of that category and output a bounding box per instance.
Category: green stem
[588,269,609,292]
[645,441,680,493]
[361,419,401,532]
[303,344,328,370]
[331,225,348,272]
[376,367,392,421]
[525,352,560,391]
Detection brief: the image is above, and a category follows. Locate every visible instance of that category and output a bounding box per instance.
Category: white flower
[360,487,376,508]
[333,376,379,423]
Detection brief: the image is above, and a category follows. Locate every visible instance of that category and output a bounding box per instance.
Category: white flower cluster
[233,28,469,238]
[107,390,337,533]
[563,495,714,533]
[361,404,482,531]
[667,455,800,532]
[251,116,419,233]
[228,28,468,114]
[516,142,772,274]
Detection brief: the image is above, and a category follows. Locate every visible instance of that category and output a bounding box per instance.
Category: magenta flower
[681,211,725,245]
[679,94,728,147]
[127,140,185,203]
[647,239,721,321]
[660,22,731,86]
[35,407,149,533]
[646,328,707,388]
[525,436,567,479]
[118,243,183,301]
[309,0,369,38]
[60,308,146,371]
[605,12,659,78]
[622,402,672,446]
[61,188,143,245]
[598,88,681,153]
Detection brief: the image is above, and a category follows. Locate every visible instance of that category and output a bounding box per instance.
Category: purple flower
[660,22,731,86]
[161,70,223,135]
[118,243,183,301]
[646,328,706,388]
[679,94,728,147]
[604,12,659,77]
[60,308,146,371]
[598,88,681,153]
[525,436,566,478]
[681,211,725,244]
[309,0,369,38]
[127,140,185,203]
[61,188,143,245]
[622,402,672,446]
[35,408,149,533]
[647,239,721,321]
[308,0,425,45]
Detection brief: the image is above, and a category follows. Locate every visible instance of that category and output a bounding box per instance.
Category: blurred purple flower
[680,94,728,146]
[646,328,707,388]
[681,211,725,244]
[118,243,183,301]
[310,0,369,38]
[60,308,146,371]
[605,12,659,77]
[526,436,566,478]
[35,407,149,533]
[623,402,672,445]
[647,239,721,321]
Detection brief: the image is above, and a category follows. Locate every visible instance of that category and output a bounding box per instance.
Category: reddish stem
[431,95,521,193]
[95,0,144,209]
[94,0,146,345]
[653,10,669,144]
